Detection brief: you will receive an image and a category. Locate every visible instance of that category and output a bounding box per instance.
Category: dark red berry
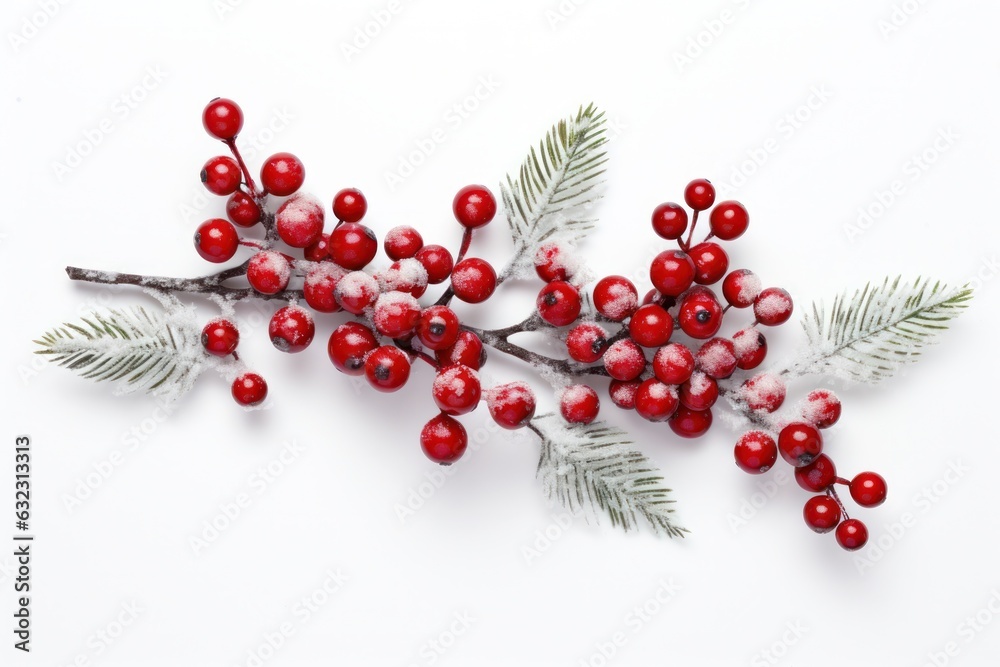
[754,287,793,326]
[303,264,344,313]
[678,288,724,339]
[603,339,646,381]
[679,371,718,411]
[451,258,497,303]
[304,233,331,262]
[628,304,674,348]
[329,222,378,271]
[246,251,291,295]
[453,184,496,229]
[201,318,239,356]
[836,519,868,550]
[684,178,715,211]
[194,218,239,263]
[651,202,688,240]
[327,322,378,375]
[733,327,767,370]
[803,389,842,429]
[485,382,536,429]
[436,331,485,370]
[232,372,267,406]
[650,250,696,297]
[537,281,582,327]
[226,191,261,228]
[653,343,695,385]
[534,243,576,282]
[433,365,481,415]
[201,156,242,196]
[695,338,737,379]
[668,406,713,438]
[609,380,641,410]
[275,194,324,248]
[688,242,729,285]
[734,431,778,474]
[421,413,468,464]
[778,422,824,467]
[850,472,887,508]
[333,188,367,223]
[560,385,600,424]
[803,495,841,533]
[416,306,461,351]
[795,454,837,492]
[722,269,761,308]
[268,305,315,353]
[709,200,749,240]
[566,323,608,363]
[415,244,454,284]
[260,152,305,197]
[593,276,639,321]
[634,379,679,422]
[203,98,243,140]
[364,345,411,392]
[334,271,379,315]
[384,225,423,261]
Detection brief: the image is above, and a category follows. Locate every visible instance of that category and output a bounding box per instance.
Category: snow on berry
[247,251,291,295]
[432,365,482,415]
[276,193,325,248]
[534,242,581,283]
[372,291,421,338]
[753,287,793,326]
[722,269,762,308]
[335,271,379,314]
[603,339,646,381]
[384,225,424,260]
[378,258,429,297]
[559,384,600,424]
[695,338,737,379]
[269,305,315,353]
[593,275,639,321]
[485,381,536,429]
[304,263,346,313]
[732,327,767,370]
[609,379,641,410]
[653,343,695,385]
[566,322,609,363]
[740,373,786,413]
[801,389,842,428]
[679,371,718,411]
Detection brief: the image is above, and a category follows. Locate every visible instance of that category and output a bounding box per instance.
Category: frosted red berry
[327,322,378,375]
[436,331,485,370]
[741,373,786,412]
[651,202,688,240]
[372,292,421,338]
[421,413,468,464]
[334,271,379,315]
[194,218,239,263]
[679,371,718,411]
[201,156,242,196]
[384,225,424,261]
[803,495,841,533]
[734,430,778,474]
[634,379,679,422]
[688,242,729,286]
[203,98,243,140]
[754,287,793,326]
[329,222,378,271]
[695,338,737,379]
[534,243,576,282]
[733,327,767,370]
[232,372,267,406]
[628,304,674,348]
[722,269,761,308]
[201,318,239,356]
[684,179,715,211]
[653,343,695,385]
[416,306,461,351]
[268,305,315,353]
[333,188,367,223]
[603,339,646,381]
[850,472,887,508]
[803,389,842,429]
[709,200,749,240]
[566,323,608,363]
[609,379,641,410]
[678,288,723,339]
[415,244,454,284]
[304,233,331,262]
[226,191,262,228]
[453,184,497,229]
[537,281,582,327]
[433,365,482,415]
[365,345,411,392]
[668,406,713,438]
[650,250,696,297]
[378,259,428,298]
[246,251,291,295]
[303,264,343,313]
[451,257,497,303]
[593,276,639,321]
[260,152,305,197]
[485,382,536,429]
[836,519,869,551]
[560,385,600,424]
[778,422,824,467]
[795,454,837,492]
[275,194,325,248]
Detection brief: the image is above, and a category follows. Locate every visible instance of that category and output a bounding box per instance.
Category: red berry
[485,382,536,429]
[332,188,367,223]
[534,243,577,282]
[201,318,239,356]
[753,287,793,326]
[560,385,600,424]
[802,389,842,429]
[334,271,379,315]
[416,306,461,351]
[628,304,674,348]
[304,233,331,262]
[653,343,695,385]
[684,178,716,211]
[634,379,679,422]
[795,454,837,492]
[365,345,411,392]
[327,322,378,375]
[421,413,468,464]
[384,225,423,260]
[850,472,887,508]
[372,291,421,338]
[593,276,639,322]
[734,430,778,474]
[433,365,481,415]
[836,519,869,551]
[453,184,496,229]
[733,327,767,370]
[650,250,696,297]
[275,194,324,248]
[194,218,239,263]
[803,495,841,533]
[201,156,242,196]
[651,202,688,240]
[678,288,723,339]
[603,339,646,381]
[246,251,291,295]
[232,372,267,406]
[415,244,454,284]
[778,422,824,467]
[378,259,428,298]
[303,264,343,313]
[709,200,749,240]
[695,338,737,379]
[268,305,315,353]
[451,258,497,303]
[668,406,713,438]
[722,269,761,308]
[566,323,608,363]
[740,373,786,412]
[679,371,718,411]
[436,331,485,370]
[537,281,582,327]
[329,222,378,271]
[609,380,641,410]
[688,242,729,286]
[203,98,243,140]
[260,152,305,197]
[226,191,261,228]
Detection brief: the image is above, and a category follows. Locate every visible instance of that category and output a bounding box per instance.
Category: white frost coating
[434,365,479,398]
[687,370,711,396]
[277,193,324,225]
[253,251,292,284]
[740,373,785,405]
[374,291,419,324]
[486,381,534,411]
[645,381,675,400]
[754,290,791,318]
[378,258,428,292]
[305,263,346,289]
[696,341,735,374]
[604,339,642,368]
[737,272,762,303]
[336,271,378,300]
[731,327,762,358]
[599,283,638,320]
[559,383,595,404]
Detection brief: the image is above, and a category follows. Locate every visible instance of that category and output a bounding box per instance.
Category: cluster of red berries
[734,389,887,551]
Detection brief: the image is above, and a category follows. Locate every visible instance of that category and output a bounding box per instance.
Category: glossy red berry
[795,454,837,492]
[695,338,737,379]
[201,156,242,196]
[203,98,243,140]
[485,382,536,429]
[415,244,454,284]
[433,365,481,415]
[836,519,869,551]
[609,379,641,410]
[634,379,679,422]
[778,422,824,467]
[722,269,761,308]
[740,373,786,412]
[537,281,582,327]
[560,384,600,424]
[372,292,421,338]
[436,331,485,370]
[668,406,713,438]
[421,413,468,464]
[268,305,315,353]
[275,194,324,248]
[364,345,411,392]
[684,178,716,211]
[603,339,646,381]
[628,304,674,348]
[453,184,497,229]
[688,242,729,286]
[304,233,331,262]
[327,322,378,375]
[679,371,718,411]
[733,327,767,370]
[734,431,778,474]
[232,372,267,406]
[650,250,696,297]
[850,472,887,508]
[303,264,344,313]
[384,225,423,261]
[194,218,239,263]
[653,343,695,385]
[566,323,608,363]
[260,152,305,197]
[534,243,577,282]
[378,259,428,298]
[334,271,379,315]
[246,251,291,295]
[201,318,239,356]
[709,200,749,240]
[678,288,724,339]
[226,191,262,228]
[803,495,841,533]
[416,306,461,351]
[754,287,793,326]
[332,188,367,223]
[329,222,378,270]
[802,389,842,429]
[593,276,639,322]
[651,202,688,240]
[451,258,497,303]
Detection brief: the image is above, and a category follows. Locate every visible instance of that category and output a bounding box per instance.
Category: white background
[3,1,1000,665]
